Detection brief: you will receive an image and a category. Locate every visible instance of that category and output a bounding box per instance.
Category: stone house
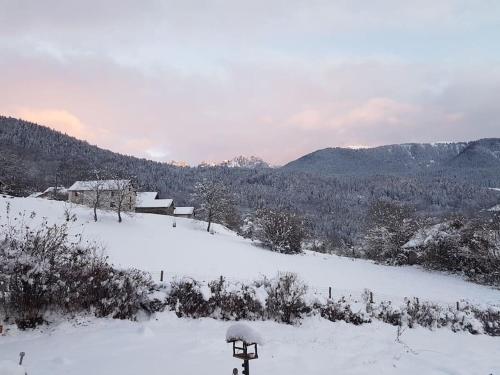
[67,180,136,210]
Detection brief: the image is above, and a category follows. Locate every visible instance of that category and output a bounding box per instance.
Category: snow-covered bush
[208,277,263,320]
[318,297,371,325]
[415,216,500,286]
[472,306,500,336]
[265,272,309,324]
[167,279,210,318]
[0,215,154,328]
[88,267,154,319]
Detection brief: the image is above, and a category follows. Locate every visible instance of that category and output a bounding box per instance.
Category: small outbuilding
[173,206,195,219]
[30,186,68,200]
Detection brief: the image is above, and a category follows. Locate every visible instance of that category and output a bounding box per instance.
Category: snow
[67,180,130,191]
[1,313,500,375]
[0,361,25,375]
[174,207,194,215]
[1,196,500,305]
[226,323,263,345]
[2,196,500,374]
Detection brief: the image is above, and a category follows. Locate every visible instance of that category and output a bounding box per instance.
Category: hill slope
[2,196,499,305]
[283,140,500,176]
[1,196,500,375]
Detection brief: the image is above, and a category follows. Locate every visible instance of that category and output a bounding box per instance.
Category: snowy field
[1,196,500,374]
[2,312,500,375]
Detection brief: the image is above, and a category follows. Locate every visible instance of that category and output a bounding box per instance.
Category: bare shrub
[265,272,309,324]
[167,279,209,318]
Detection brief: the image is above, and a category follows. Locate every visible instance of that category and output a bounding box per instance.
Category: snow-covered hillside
[2,197,499,305]
[1,196,500,374]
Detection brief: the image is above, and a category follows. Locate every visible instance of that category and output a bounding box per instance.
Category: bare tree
[109,179,135,223]
[87,178,106,222]
[192,178,232,232]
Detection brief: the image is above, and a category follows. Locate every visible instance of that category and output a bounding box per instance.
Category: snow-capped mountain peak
[199,155,269,169]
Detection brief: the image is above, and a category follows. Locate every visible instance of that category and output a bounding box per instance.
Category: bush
[166,279,209,318]
[208,277,263,320]
[265,272,309,324]
[0,216,154,328]
[318,297,370,325]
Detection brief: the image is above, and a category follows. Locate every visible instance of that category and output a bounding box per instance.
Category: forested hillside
[1,116,499,243]
[283,139,500,177]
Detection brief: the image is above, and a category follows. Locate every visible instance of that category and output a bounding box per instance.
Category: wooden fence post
[160,270,164,282]
[328,287,332,299]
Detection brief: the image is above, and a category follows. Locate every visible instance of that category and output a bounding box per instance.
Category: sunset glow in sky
[1,1,499,164]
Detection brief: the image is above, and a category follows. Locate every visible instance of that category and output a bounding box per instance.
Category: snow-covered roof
[43,186,67,193]
[137,199,173,208]
[136,192,159,206]
[226,323,263,345]
[29,192,43,198]
[174,207,194,215]
[68,180,131,191]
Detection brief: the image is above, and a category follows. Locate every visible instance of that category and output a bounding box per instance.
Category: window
[110,202,115,208]
[111,191,115,197]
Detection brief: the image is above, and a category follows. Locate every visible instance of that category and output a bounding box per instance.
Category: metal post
[242,360,250,375]
[19,352,25,365]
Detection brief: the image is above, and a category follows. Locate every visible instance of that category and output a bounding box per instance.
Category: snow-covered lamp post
[226,323,262,375]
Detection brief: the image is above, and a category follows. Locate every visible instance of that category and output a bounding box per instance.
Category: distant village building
[67,180,136,210]
[135,191,175,215]
[174,206,195,219]
[30,186,68,201]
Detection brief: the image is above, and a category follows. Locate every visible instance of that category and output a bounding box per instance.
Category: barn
[135,192,175,215]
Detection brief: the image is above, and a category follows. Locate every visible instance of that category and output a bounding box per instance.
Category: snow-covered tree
[192,178,233,232]
[254,209,307,254]
[363,200,418,263]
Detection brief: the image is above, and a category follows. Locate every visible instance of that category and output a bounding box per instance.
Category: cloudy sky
[1,1,499,164]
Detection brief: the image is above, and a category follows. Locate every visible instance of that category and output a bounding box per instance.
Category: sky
[1,1,499,165]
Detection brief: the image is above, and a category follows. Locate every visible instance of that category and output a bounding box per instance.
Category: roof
[136,191,173,208]
[42,186,67,194]
[136,192,159,206]
[68,180,131,191]
[174,207,194,215]
[136,199,173,208]
[226,323,263,345]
